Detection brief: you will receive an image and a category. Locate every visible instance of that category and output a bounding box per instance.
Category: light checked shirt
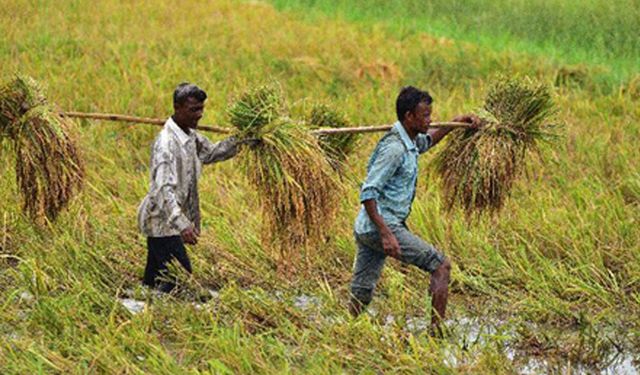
[137,117,239,237]
[354,122,432,235]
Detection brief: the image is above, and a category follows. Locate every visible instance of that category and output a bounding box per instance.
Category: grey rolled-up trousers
[350,225,445,306]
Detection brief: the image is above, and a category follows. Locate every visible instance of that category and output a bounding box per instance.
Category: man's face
[406,101,432,134]
[174,96,205,129]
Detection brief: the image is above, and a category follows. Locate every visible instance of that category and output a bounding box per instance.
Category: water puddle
[293,294,321,310]
[19,291,34,303]
[446,315,638,374]
[113,287,638,373]
[360,308,638,373]
[118,298,146,315]
[515,352,638,375]
[208,289,221,300]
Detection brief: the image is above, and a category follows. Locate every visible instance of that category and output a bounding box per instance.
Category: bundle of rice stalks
[306,103,358,172]
[229,84,285,134]
[0,75,84,223]
[434,76,558,216]
[228,85,340,273]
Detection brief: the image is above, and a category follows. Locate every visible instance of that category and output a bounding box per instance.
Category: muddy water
[279,292,639,373]
[317,296,638,374]
[114,290,638,373]
[444,316,638,374]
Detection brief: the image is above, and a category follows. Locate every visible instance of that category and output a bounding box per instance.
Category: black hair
[173,82,207,106]
[395,86,433,123]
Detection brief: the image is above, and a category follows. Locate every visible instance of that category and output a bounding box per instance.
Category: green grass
[1,0,639,373]
[270,0,640,84]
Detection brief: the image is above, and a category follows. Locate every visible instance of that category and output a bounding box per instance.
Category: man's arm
[153,151,198,244]
[427,114,481,147]
[359,141,404,258]
[363,199,401,258]
[195,133,240,164]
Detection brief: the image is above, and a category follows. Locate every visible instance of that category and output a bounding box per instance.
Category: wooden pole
[310,122,472,135]
[59,111,473,136]
[59,111,232,134]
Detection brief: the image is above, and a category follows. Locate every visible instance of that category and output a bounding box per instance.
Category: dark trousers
[143,236,192,292]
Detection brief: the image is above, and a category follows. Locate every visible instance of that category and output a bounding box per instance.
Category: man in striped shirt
[137,82,255,293]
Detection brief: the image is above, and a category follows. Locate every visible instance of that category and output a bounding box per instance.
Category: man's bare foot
[429,323,446,339]
[348,296,366,317]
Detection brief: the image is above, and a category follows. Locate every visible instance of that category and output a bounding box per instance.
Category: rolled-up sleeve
[416,134,432,154]
[196,133,240,164]
[359,142,404,202]
[153,151,191,232]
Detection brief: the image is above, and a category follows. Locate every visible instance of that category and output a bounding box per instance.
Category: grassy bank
[1,0,639,373]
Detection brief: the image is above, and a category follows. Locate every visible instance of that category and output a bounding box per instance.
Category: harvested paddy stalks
[435,76,558,216]
[229,84,284,133]
[0,75,84,222]
[229,85,340,273]
[307,103,358,172]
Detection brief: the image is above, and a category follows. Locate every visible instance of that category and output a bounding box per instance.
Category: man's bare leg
[349,296,364,317]
[429,258,451,336]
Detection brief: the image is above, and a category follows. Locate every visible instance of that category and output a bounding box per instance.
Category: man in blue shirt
[349,86,479,334]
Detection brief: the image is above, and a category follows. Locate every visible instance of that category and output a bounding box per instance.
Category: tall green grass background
[272,0,640,84]
[1,0,638,373]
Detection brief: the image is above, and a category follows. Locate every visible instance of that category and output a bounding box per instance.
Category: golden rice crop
[0,75,84,223]
[228,84,340,274]
[306,103,358,173]
[434,76,558,216]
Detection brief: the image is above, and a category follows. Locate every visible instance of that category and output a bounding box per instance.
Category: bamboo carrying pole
[59,111,473,135]
[310,122,472,135]
[60,111,233,133]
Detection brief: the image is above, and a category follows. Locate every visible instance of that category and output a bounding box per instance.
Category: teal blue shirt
[354,122,432,235]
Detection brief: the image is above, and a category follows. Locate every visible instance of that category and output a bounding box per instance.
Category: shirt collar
[166,117,194,146]
[393,121,417,152]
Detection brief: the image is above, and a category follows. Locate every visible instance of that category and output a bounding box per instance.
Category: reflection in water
[444,316,639,374]
[342,301,636,374]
